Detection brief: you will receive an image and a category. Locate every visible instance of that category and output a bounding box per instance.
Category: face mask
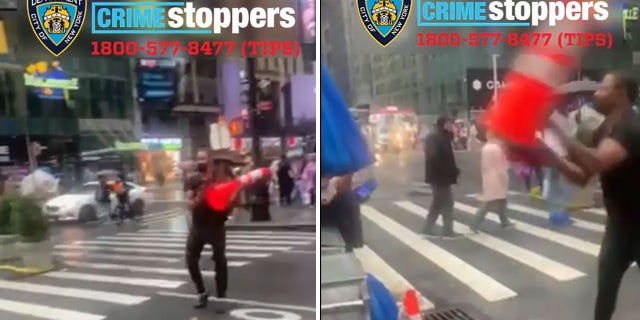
[197,163,207,174]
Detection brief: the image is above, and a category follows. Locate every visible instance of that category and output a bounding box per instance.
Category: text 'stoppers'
[27,1,299,56]
[28,0,87,56]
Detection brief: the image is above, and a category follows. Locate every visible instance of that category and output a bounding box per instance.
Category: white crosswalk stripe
[362,205,518,302]
[353,246,435,310]
[357,195,615,311]
[395,201,586,281]
[100,208,182,226]
[0,298,105,320]
[0,229,314,320]
[77,240,294,251]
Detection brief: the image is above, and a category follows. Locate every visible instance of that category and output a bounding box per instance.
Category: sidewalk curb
[226,223,316,232]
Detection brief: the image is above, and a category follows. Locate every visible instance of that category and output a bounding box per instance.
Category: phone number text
[416,32,612,48]
[90,41,300,57]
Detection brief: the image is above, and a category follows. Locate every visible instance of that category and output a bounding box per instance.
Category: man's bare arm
[550,137,628,186]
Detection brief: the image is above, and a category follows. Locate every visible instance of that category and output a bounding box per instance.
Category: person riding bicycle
[111,173,131,224]
[95,175,112,219]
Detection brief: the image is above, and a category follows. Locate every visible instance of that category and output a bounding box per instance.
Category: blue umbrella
[320,64,374,177]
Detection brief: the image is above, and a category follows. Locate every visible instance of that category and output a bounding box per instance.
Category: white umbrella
[558,80,599,94]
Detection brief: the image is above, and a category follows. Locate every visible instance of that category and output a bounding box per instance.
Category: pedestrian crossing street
[0,229,315,320]
[357,192,611,311]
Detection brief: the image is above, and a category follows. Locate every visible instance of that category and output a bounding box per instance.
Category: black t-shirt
[184,173,228,229]
[600,115,640,222]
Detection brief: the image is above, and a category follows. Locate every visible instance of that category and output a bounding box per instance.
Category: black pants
[309,188,316,205]
[185,227,227,297]
[279,182,293,205]
[320,192,363,252]
[471,199,511,228]
[523,167,544,191]
[594,217,640,320]
[423,185,454,235]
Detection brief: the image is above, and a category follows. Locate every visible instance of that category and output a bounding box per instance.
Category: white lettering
[486,80,506,90]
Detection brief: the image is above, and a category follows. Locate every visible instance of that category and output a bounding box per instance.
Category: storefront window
[0,69,18,116]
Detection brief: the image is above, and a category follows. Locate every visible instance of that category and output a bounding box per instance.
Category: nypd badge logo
[356,0,411,47]
[27,0,86,56]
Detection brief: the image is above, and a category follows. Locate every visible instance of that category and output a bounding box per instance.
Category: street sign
[230,308,301,320]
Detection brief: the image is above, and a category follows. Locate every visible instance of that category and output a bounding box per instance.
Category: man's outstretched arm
[549,137,628,186]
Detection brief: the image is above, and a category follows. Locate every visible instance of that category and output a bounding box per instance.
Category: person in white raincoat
[470,130,513,232]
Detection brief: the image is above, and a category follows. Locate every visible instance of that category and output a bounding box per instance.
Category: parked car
[42,181,148,222]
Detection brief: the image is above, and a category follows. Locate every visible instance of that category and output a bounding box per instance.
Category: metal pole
[246,57,269,221]
[492,55,499,100]
[191,57,199,104]
[23,117,35,171]
[278,57,287,152]
[492,54,499,105]
[246,57,262,166]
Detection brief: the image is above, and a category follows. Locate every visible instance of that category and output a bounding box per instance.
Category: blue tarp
[320,63,374,177]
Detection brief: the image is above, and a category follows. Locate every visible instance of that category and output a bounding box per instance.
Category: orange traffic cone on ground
[399,290,421,320]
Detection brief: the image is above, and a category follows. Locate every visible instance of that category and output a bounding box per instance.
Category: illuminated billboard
[137,58,177,101]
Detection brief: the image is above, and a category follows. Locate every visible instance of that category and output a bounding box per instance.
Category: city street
[358,149,640,320]
[0,190,316,320]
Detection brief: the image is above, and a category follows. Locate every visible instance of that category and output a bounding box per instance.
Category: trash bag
[367,273,398,320]
[320,63,373,177]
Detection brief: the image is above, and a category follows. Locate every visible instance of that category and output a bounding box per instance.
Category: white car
[43,181,148,222]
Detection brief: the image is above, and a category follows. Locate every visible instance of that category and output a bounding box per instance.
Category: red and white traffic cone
[482,12,592,147]
[203,168,272,212]
[399,290,421,320]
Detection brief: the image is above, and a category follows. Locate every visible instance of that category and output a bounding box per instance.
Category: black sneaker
[421,231,439,239]
[193,292,209,309]
[469,226,480,234]
[501,223,516,229]
[442,233,462,240]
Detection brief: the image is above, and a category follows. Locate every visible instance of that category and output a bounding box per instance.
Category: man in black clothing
[422,116,460,239]
[548,72,640,320]
[277,155,294,205]
[184,151,240,309]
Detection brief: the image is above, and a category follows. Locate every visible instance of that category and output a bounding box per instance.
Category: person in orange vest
[112,173,131,224]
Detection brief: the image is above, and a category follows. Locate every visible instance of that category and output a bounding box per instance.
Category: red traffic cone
[483,72,559,147]
[203,168,271,212]
[401,290,421,320]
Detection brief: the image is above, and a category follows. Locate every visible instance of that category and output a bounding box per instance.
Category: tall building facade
[320,0,355,105]
[325,4,639,116]
[0,13,136,166]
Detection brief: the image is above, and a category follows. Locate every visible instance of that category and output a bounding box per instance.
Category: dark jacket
[95,182,111,203]
[424,129,459,186]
